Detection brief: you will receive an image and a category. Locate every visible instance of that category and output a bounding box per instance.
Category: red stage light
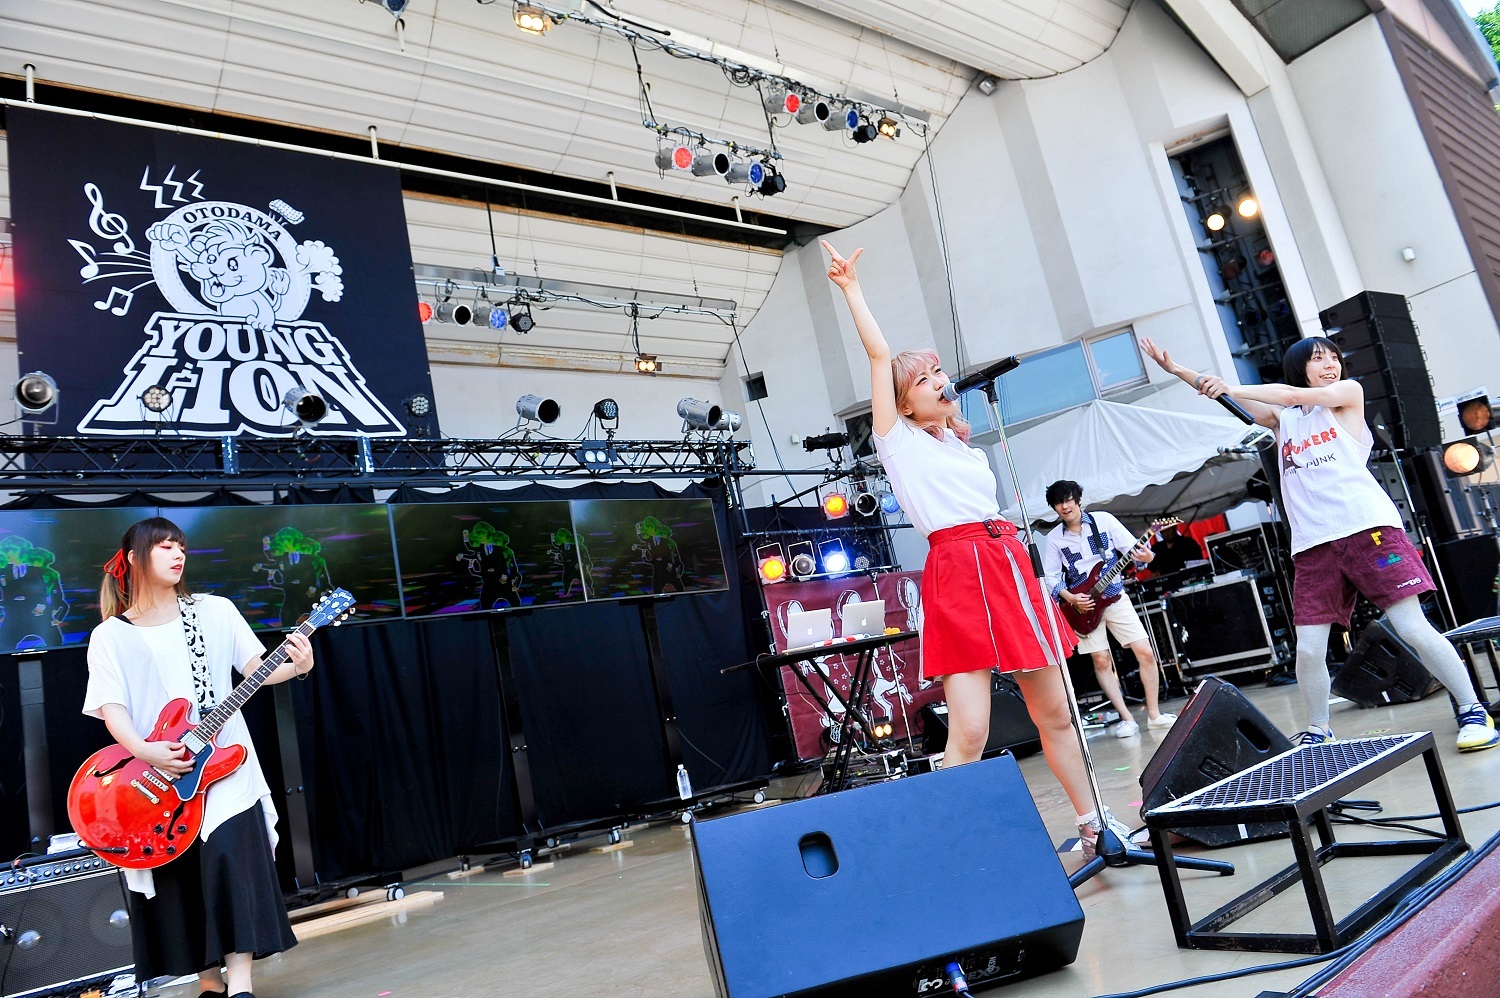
[784,92,801,115]
[672,146,694,170]
[822,492,850,519]
[417,300,434,323]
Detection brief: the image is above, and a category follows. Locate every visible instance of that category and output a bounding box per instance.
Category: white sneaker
[1148,713,1177,730]
[1114,718,1140,738]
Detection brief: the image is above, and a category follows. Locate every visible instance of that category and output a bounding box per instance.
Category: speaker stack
[1319,291,1441,452]
[0,851,132,998]
[1139,677,1293,846]
[692,754,1083,996]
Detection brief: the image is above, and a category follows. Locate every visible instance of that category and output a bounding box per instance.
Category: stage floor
[190,680,1500,998]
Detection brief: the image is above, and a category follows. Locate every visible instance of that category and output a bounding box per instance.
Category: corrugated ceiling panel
[0,0,973,228]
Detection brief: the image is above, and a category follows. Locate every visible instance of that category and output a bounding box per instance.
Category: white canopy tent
[990,399,1272,528]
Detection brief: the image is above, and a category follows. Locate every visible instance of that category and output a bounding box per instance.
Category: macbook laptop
[785,608,834,650]
[840,599,886,638]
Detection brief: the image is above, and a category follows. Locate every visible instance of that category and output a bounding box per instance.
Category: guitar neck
[1092,526,1162,593]
[190,620,314,742]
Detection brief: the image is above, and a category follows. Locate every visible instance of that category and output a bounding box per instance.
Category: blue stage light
[879,491,901,514]
[820,540,850,576]
[489,307,509,330]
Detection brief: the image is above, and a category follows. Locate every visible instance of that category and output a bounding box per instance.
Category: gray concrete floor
[195,681,1500,998]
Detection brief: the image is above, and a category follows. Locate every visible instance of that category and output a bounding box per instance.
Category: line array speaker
[0,853,132,998]
[692,755,1083,996]
[1321,291,1441,451]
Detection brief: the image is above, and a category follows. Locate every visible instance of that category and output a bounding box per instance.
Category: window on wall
[960,329,1147,431]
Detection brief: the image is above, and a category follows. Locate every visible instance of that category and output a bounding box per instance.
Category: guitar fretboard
[190,618,315,742]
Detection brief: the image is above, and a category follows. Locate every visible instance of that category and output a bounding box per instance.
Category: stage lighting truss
[756,542,788,585]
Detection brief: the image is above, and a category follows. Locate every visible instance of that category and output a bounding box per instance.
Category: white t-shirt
[83,594,275,896]
[871,416,1000,538]
[1042,511,1140,600]
[1277,404,1403,555]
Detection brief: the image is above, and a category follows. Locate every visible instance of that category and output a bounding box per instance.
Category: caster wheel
[680,811,692,824]
[386,886,405,902]
[545,837,558,849]
[345,887,360,899]
[519,851,533,870]
[753,790,767,804]
[608,829,622,845]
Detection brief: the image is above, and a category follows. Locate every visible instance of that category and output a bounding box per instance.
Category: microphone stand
[974,377,1233,888]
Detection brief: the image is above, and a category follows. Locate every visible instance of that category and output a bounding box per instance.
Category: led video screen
[168,504,402,629]
[391,501,585,617]
[0,506,157,651]
[570,498,727,600]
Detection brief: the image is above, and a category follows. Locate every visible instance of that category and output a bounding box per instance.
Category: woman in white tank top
[1143,336,1496,753]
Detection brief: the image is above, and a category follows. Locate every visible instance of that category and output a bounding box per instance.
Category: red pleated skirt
[920,520,1078,679]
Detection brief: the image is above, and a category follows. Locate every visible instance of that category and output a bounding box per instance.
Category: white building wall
[1286,15,1500,405]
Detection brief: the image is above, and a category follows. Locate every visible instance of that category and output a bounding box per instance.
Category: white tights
[1295,596,1479,730]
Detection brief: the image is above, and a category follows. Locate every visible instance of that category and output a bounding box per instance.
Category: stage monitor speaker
[1321,292,1441,452]
[919,674,1040,758]
[1139,677,1293,847]
[692,754,1083,997]
[1331,617,1442,707]
[0,854,132,998]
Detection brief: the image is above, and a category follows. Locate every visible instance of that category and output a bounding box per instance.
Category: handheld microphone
[1215,394,1255,425]
[941,356,1020,402]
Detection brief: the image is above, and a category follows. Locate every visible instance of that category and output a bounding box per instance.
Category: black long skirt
[127,801,298,980]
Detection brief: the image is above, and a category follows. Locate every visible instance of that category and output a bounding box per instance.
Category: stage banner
[7,106,434,437]
[763,572,943,761]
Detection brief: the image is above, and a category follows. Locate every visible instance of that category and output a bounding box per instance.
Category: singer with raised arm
[1141,336,1496,752]
[81,517,306,998]
[822,240,1138,855]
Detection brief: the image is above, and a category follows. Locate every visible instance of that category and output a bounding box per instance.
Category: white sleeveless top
[1277,404,1403,555]
[872,417,1000,538]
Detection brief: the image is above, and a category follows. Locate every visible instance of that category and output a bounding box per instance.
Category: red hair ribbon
[103,550,128,583]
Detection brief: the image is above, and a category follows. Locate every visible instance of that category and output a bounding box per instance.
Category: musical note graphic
[68,240,101,280]
[94,287,134,316]
[84,183,136,255]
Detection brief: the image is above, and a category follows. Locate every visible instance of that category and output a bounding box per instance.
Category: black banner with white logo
[8,106,436,437]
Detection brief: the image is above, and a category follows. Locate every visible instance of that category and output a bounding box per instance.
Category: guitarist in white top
[1042,481,1177,738]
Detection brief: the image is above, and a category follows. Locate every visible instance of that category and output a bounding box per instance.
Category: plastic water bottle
[675,764,693,800]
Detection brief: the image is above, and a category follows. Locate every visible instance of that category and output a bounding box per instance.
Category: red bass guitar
[67,589,354,870]
[1057,518,1180,636]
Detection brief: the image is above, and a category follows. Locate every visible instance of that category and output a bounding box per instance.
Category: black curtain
[0,484,773,883]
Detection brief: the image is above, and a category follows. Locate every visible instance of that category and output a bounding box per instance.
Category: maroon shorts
[921,520,1078,679]
[1291,526,1434,627]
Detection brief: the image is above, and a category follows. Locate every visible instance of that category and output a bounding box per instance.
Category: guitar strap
[178,594,215,714]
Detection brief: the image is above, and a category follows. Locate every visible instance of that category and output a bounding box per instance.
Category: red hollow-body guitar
[67,589,354,870]
[1057,519,1180,636]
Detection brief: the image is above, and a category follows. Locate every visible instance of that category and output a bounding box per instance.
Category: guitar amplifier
[0,852,133,998]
